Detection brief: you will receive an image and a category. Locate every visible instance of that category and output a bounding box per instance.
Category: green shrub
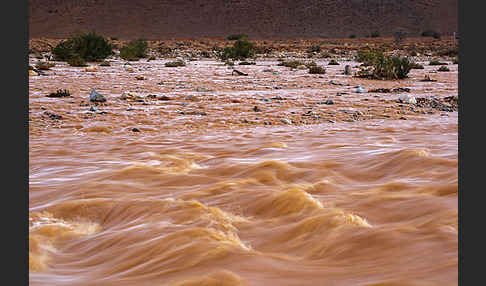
[357,55,411,80]
[52,32,114,62]
[429,60,447,66]
[421,30,441,39]
[219,39,255,60]
[356,49,384,66]
[165,60,186,67]
[67,56,87,67]
[120,38,148,61]
[227,34,248,41]
[309,66,326,74]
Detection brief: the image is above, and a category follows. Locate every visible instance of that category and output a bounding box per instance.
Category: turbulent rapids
[29,53,457,285]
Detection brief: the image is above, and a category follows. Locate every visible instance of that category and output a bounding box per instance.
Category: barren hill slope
[29,0,457,39]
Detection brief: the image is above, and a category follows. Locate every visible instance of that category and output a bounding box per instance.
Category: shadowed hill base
[29,0,457,40]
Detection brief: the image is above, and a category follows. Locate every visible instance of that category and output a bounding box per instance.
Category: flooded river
[29,58,457,285]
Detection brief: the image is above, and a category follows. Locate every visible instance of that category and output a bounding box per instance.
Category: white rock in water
[356,86,366,93]
[85,66,98,72]
[398,94,416,104]
[89,89,106,102]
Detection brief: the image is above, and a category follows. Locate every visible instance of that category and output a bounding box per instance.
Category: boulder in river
[89,89,106,102]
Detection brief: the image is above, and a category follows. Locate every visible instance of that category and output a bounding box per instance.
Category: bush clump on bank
[356,50,411,80]
[52,32,114,62]
[120,38,148,61]
[219,39,255,60]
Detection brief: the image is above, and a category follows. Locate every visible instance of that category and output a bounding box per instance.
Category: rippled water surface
[29,58,457,286]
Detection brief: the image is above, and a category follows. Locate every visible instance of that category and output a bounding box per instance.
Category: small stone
[89,89,106,102]
[132,128,140,132]
[159,95,171,101]
[325,99,334,105]
[356,86,366,93]
[242,119,249,123]
[398,94,417,104]
[135,75,145,80]
[85,66,98,72]
[344,65,352,75]
[29,70,38,76]
[253,106,262,112]
[281,118,292,124]
[89,106,97,112]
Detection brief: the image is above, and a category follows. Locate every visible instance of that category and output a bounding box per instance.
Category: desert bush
[35,61,55,70]
[52,32,114,62]
[147,55,157,61]
[120,38,148,61]
[165,60,186,67]
[421,30,441,39]
[308,66,326,74]
[356,49,384,66]
[227,34,248,41]
[99,61,111,66]
[219,39,255,60]
[429,60,447,66]
[47,89,71,98]
[67,56,87,67]
[357,55,411,80]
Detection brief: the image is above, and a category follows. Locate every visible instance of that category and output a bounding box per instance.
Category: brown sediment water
[29,57,457,285]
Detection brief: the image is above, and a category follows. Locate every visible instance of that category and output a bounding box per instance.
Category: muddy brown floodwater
[29,57,458,286]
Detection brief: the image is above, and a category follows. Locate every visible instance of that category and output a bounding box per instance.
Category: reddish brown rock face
[29,0,457,40]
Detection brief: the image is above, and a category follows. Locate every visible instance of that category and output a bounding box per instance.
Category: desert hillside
[29,0,457,40]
